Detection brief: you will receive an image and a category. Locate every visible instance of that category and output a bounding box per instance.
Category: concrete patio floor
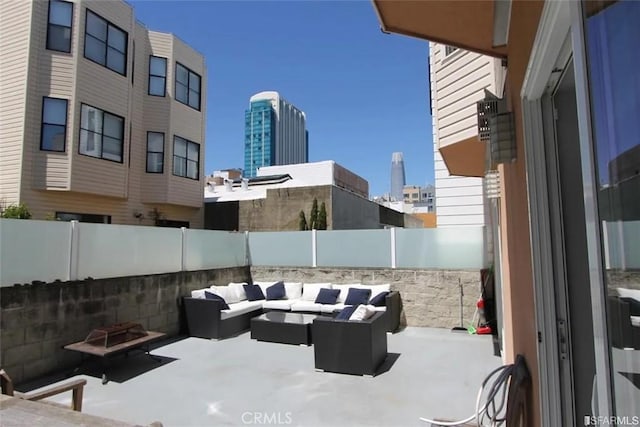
[29,327,502,427]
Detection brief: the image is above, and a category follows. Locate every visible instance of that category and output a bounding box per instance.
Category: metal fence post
[69,220,79,281]
[181,227,187,272]
[245,230,250,266]
[311,229,317,268]
[390,227,397,269]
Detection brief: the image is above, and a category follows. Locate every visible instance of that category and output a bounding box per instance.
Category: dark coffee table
[251,312,317,346]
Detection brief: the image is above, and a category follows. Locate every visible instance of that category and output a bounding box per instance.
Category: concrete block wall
[0,266,250,385]
[250,266,483,329]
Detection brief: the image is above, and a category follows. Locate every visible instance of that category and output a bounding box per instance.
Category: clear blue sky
[130,0,434,197]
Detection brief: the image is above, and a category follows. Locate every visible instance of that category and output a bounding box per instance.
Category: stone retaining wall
[249,266,483,329]
[0,266,250,385]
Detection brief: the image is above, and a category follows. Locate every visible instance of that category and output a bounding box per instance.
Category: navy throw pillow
[266,281,286,300]
[315,288,340,304]
[335,305,358,320]
[243,284,265,301]
[344,288,371,306]
[204,291,230,309]
[369,291,390,307]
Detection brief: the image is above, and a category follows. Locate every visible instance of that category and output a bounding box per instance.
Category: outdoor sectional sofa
[182,281,402,340]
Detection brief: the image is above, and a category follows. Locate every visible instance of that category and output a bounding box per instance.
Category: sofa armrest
[385,291,402,333]
[183,297,225,338]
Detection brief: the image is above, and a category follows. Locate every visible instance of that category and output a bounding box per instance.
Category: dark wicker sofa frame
[182,290,403,340]
[182,298,263,339]
[312,311,388,376]
[608,296,640,349]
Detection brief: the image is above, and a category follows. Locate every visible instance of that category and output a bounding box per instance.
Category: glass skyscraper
[390,152,406,201]
[244,91,308,177]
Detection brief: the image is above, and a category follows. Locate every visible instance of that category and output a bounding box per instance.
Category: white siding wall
[430,43,501,228]
[0,0,33,206]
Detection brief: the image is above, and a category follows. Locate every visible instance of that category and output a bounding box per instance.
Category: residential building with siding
[0,0,206,227]
[429,43,504,227]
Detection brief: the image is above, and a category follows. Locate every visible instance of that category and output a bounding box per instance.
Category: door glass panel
[584,0,640,420]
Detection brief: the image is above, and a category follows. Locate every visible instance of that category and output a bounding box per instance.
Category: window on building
[444,45,459,56]
[146,132,164,173]
[148,56,166,96]
[84,10,127,75]
[40,97,68,152]
[175,62,201,110]
[56,212,111,223]
[47,0,73,52]
[173,136,199,180]
[79,103,124,162]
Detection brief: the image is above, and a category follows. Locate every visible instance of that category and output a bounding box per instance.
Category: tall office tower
[244,91,308,178]
[390,152,406,201]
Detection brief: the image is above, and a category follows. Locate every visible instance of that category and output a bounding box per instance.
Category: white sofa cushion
[301,283,332,302]
[190,288,209,299]
[349,304,376,321]
[262,299,296,310]
[617,288,640,303]
[210,285,238,304]
[284,282,303,300]
[320,303,345,314]
[332,284,362,304]
[228,282,248,301]
[220,300,263,320]
[290,301,322,312]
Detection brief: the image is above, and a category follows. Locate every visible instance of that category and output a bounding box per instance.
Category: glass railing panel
[184,229,246,270]
[76,223,182,279]
[316,229,391,268]
[0,219,72,286]
[248,231,312,266]
[396,227,486,269]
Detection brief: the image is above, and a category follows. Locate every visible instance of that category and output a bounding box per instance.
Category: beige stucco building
[0,0,206,227]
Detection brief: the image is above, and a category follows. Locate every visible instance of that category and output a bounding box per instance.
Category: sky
[129,0,434,197]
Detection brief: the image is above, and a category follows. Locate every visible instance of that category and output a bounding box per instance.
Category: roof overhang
[372,0,508,58]
[439,136,486,178]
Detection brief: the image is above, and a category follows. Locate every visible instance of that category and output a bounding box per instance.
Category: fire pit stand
[64,322,166,384]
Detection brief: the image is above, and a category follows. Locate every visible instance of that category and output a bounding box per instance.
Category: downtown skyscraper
[244,91,308,177]
[390,152,406,201]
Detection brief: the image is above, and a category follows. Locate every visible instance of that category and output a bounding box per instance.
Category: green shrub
[1,203,32,219]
